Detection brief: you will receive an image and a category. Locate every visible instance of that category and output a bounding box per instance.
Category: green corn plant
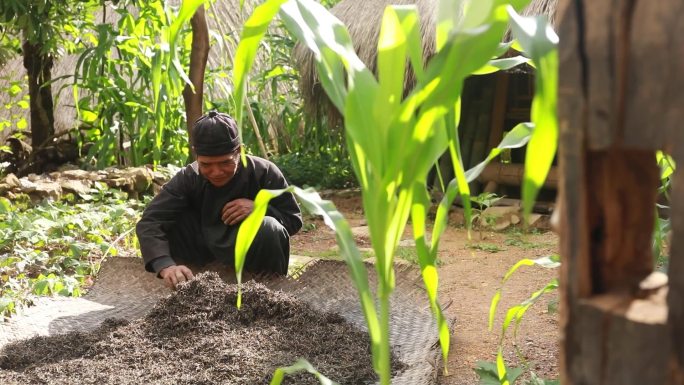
[509,9,559,222]
[486,255,560,385]
[229,1,558,384]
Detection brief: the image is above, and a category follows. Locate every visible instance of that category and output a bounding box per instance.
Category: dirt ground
[291,192,560,385]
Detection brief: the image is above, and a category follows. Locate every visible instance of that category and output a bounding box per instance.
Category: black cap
[191,111,240,156]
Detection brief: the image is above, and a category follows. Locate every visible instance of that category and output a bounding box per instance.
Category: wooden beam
[478,163,558,188]
[183,6,210,149]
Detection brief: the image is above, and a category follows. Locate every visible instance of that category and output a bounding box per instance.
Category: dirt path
[290,192,560,385]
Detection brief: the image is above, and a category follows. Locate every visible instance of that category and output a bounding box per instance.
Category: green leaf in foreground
[507,7,559,223]
[488,255,559,331]
[269,358,339,385]
[233,0,289,145]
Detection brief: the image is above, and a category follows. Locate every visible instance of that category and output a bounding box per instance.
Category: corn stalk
[231,0,557,384]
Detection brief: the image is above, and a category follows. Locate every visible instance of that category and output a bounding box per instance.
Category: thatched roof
[295,0,558,118]
[0,0,285,144]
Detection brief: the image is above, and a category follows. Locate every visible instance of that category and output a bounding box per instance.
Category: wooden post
[558,0,684,384]
[183,6,210,149]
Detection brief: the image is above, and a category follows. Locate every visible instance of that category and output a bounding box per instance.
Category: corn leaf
[497,349,511,385]
[411,181,451,374]
[232,0,289,139]
[269,358,338,385]
[465,122,533,183]
[281,0,363,110]
[395,6,425,83]
[435,0,464,51]
[168,0,205,49]
[423,4,508,111]
[231,1,555,383]
[443,99,472,235]
[488,255,560,330]
[657,150,676,180]
[488,291,502,334]
[507,7,559,223]
[377,6,407,122]
[151,48,163,114]
[472,56,530,75]
[503,279,558,336]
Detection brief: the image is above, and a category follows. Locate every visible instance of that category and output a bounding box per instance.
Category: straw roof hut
[296,0,557,114]
[295,0,558,199]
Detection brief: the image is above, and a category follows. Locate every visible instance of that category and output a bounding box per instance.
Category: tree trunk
[558,0,684,383]
[22,41,55,150]
[182,6,209,150]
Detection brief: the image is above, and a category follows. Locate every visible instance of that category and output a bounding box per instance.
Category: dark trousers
[167,212,290,275]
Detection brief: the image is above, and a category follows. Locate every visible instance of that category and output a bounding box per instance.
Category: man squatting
[136,111,303,288]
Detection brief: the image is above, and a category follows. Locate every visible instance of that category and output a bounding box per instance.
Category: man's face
[197,151,240,187]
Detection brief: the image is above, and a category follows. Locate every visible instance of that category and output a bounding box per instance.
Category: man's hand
[221,198,254,225]
[159,265,194,289]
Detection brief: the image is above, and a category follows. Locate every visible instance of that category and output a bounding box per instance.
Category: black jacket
[136,155,302,272]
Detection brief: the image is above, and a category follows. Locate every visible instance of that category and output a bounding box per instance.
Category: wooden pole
[558,0,684,383]
[183,6,209,150]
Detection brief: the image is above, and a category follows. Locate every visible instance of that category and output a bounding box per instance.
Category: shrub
[272,152,357,190]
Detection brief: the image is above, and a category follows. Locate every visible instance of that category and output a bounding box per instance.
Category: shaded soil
[0,273,402,384]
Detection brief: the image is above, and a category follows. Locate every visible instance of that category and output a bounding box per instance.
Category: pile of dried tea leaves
[0,272,404,384]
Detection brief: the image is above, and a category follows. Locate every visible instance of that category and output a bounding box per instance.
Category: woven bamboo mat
[0,257,444,384]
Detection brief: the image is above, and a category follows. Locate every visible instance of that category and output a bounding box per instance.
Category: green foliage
[0,0,98,48]
[271,151,356,189]
[474,360,523,385]
[654,150,675,268]
[0,187,144,320]
[474,360,558,385]
[472,192,505,210]
[0,26,21,65]
[0,75,30,149]
[488,255,559,332]
[485,255,559,384]
[504,231,552,250]
[0,0,100,148]
[468,242,504,253]
[511,11,559,223]
[68,0,344,168]
[471,192,505,230]
[72,0,196,168]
